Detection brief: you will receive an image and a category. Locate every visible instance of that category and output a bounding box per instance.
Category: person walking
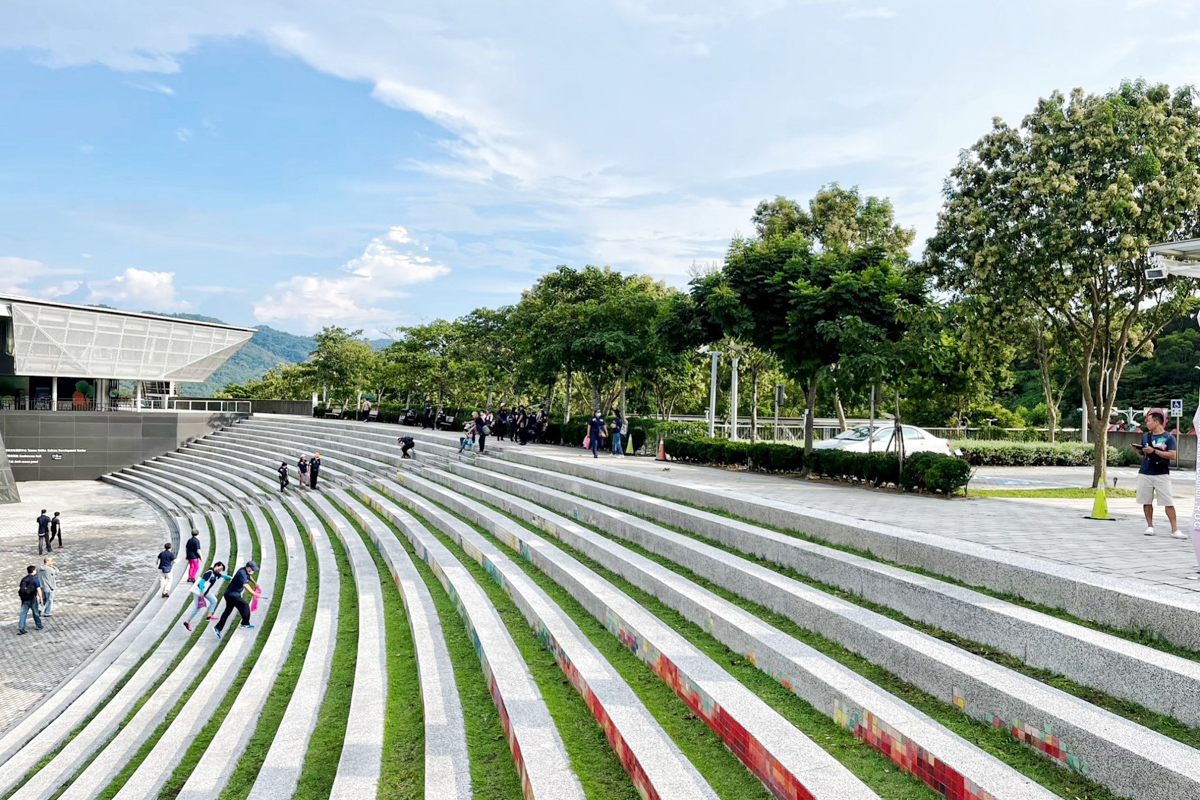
[185,530,202,583]
[1135,409,1185,538]
[474,411,490,454]
[310,453,322,490]
[611,411,625,457]
[184,562,229,631]
[36,510,51,555]
[215,561,259,640]
[37,557,58,616]
[17,566,43,635]
[157,543,175,598]
[48,512,63,549]
[278,461,290,493]
[588,410,606,459]
[297,455,310,489]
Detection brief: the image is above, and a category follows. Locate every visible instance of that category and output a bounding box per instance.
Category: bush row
[951,440,1138,468]
[664,436,971,495]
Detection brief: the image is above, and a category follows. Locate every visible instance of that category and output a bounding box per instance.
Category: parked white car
[813,424,954,456]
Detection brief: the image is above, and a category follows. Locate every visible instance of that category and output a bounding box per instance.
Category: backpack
[18,576,37,602]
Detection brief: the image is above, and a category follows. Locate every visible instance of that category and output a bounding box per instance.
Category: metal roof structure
[0,294,255,382]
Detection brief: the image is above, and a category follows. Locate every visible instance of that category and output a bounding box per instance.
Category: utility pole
[730,351,741,441]
[773,384,784,442]
[706,349,719,438]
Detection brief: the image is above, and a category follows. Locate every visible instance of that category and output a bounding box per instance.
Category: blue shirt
[157,549,175,574]
[1139,431,1177,476]
[225,567,253,598]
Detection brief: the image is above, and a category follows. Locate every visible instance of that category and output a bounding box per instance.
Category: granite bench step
[344,486,720,800]
[143,458,254,506]
[242,417,471,460]
[183,440,339,491]
[8,511,235,800]
[497,446,1200,653]
[223,423,391,477]
[158,451,274,500]
[237,419,408,464]
[245,498,341,800]
[102,472,194,515]
[129,463,236,508]
[354,485,586,800]
[307,494,389,799]
[110,508,277,800]
[418,465,1200,800]
[205,430,368,485]
[379,474,878,800]
[456,456,1200,728]
[0,511,211,795]
[173,503,306,799]
[324,489,471,800]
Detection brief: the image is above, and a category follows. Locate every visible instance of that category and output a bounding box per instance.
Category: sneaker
[1171,529,1189,540]
[240,623,256,630]
[184,621,192,632]
[17,630,26,635]
[215,628,222,640]
[208,615,218,621]
[1144,527,1156,536]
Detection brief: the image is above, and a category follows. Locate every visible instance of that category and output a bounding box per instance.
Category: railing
[170,398,252,414]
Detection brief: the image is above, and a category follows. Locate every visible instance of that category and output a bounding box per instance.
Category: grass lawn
[972,487,1137,499]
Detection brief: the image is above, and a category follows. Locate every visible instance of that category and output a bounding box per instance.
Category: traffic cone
[1087,486,1109,520]
[656,437,666,461]
[626,435,634,455]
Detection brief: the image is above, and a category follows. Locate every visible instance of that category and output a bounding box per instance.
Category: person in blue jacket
[587,410,606,459]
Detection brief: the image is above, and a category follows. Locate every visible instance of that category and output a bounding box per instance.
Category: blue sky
[2,1,1200,335]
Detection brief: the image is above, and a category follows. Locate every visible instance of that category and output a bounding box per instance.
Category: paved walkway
[491,441,1200,595]
[0,481,162,731]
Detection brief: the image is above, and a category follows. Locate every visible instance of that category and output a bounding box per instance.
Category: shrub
[953,440,1094,467]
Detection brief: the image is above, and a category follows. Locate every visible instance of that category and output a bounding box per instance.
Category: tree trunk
[545,379,555,419]
[834,391,848,432]
[564,371,572,423]
[750,365,759,442]
[802,377,818,473]
[1035,330,1059,444]
[620,365,628,421]
[1046,404,1058,444]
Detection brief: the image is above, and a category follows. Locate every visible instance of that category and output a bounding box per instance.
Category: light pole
[729,346,744,441]
[698,346,720,438]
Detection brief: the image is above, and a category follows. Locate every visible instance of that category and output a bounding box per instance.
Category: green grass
[91,515,256,800]
[489,501,1120,800]
[611,480,1200,661]
[332,501,425,798]
[157,510,286,798]
[407,505,640,800]
[972,487,1137,499]
[357,490,531,799]
[218,505,320,800]
[293,502,359,800]
[2,516,223,798]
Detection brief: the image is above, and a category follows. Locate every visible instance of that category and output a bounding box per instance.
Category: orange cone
[656,437,666,461]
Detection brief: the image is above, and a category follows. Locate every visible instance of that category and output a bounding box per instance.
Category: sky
[2,1,1200,336]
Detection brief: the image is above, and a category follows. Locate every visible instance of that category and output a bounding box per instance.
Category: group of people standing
[176,529,261,638]
[496,406,548,446]
[36,509,63,554]
[278,452,323,492]
[586,409,628,459]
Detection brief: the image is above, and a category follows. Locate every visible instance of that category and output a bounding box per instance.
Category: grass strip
[407,505,639,800]
[332,501,424,798]
[590,492,1200,752]
[358,491,534,799]
[489,499,1119,800]
[3,515,221,797]
[157,510,286,798]
[219,505,320,800]
[91,515,258,800]
[416,489,938,800]
[578,474,1200,661]
[972,487,1137,499]
[293,502,359,800]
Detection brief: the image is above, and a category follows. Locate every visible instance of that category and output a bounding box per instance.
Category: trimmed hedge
[664,436,971,495]
[952,440,1132,468]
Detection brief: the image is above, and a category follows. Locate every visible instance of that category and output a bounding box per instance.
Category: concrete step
[357,485,587,800]
[158,451,274,502]
[9,512,235,800]
[205,428,367,487]
[459,456,1200,728]
[245,416,479,467]
[174,503,306,799]
[144,458,253,507]
[380,474,879,800]
[126,463,228,510]
[103,472,195,515]
[496,446,1200,652]
[111,508,278,800]
[344,485,722,800]
[326,490,471,800]
[307,494,388,798]
[420,464,1200,800]
[246,498,341,800]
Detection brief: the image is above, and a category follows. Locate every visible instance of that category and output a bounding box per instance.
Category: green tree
[308,327,375,405]
[927,80,1200,485]
[752,184,915,259]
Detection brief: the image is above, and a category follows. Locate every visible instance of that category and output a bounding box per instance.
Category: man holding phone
[1135,410,1185,539]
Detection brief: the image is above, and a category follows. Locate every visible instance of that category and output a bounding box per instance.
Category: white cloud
[126,79,175,95]
[253,226,449,332]
[87,267,191,311]
[0,257,85,297]
[175,127,193,142]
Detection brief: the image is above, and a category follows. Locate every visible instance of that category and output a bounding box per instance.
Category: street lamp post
[730,351,741,441]
[699,346,720,438]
